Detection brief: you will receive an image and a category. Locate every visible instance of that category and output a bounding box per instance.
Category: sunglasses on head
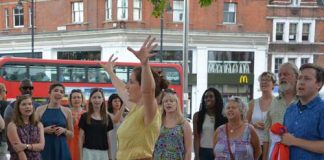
[21,86,34,90]
[163,88,176,94]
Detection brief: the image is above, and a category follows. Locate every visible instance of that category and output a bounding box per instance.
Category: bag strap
[226,124,235,160]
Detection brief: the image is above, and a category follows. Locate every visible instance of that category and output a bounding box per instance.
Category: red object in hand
[270,123,289,160]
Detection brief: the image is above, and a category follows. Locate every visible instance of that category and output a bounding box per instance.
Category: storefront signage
[239,75,249,84]
[208,61,251,74]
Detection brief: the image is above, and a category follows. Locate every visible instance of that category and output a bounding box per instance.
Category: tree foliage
[149,0,213,17]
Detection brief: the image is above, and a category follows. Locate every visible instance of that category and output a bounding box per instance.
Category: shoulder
[61,106,72,114]
[182,120,192,131]
[7,122,17,129]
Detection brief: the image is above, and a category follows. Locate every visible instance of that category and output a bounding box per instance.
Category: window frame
[13,8,24,28]
[117,0,128,20]
[223,2,237,24]
[105,0,112,20]
[72,2,84,23]
[133,0,142,21]
[173,0,184,22]
[5,8,9,29]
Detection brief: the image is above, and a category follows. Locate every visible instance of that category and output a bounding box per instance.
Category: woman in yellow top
[100,35,169,159]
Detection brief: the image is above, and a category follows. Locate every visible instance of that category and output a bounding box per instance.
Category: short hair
[258,71,277,84]
[300,63,324,90]
[68,89,85,107]
[279,62,299,79]
[224,96,247,120]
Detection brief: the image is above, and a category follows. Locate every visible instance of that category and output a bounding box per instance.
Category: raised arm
[100,55,133,108]
[127,35,158,126]
[193,112,200,160]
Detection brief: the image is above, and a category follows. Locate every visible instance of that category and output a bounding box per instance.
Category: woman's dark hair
[107,93,123,113]
[68,89,84,107]
[48,83,65,94]
[132,67,169,97]
[197,88,227,135]
[87,88,109,125]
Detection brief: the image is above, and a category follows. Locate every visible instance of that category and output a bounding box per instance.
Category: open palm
[99,54,118,74]
[127,35,158,65]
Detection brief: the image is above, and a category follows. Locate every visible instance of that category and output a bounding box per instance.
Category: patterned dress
[153,124,185,160]
[8,124,41,160]
[214,124,254,160]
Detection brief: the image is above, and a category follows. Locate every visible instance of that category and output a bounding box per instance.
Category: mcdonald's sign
[239,75,249,84]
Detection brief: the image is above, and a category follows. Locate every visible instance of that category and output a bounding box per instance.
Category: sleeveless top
[251,98,268,143]
[8,124,41,160]
[117,105,161,159]
[153,124,185,159]
[200,114,215,148]
[67,109,86,160]
[40,106,71,160]
[214,124,254,160]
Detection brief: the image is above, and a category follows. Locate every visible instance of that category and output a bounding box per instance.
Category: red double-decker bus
[0,57,183,106]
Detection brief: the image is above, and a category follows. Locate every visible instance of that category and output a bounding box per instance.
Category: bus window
[161,67,180,84]
[60,66,86,82]
[88,67,111,83]
[115,66,132,83]
[2,64,27,81]
[30,65,57,82]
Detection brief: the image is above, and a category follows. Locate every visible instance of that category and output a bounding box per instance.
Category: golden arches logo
[239,75,248,84]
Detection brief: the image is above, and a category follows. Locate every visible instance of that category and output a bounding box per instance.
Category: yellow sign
[239,75,248,84]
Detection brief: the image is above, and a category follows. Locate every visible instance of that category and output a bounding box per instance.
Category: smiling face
[204,91,216,110]
[259,74,275,92]
[19,98,33,117]
[297,68,321,102]
[126,72,141,103]
[49,86,65,103]
[90,91,104,110]
[225,100,243,120]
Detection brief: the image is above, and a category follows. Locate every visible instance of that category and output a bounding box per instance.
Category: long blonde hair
[161,89,185,125]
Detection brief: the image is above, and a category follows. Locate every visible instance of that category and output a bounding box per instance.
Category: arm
[100,55,133,109]
[213,127,220,158]
[79,128,85,160]
[127,36,158,126]
[183,121,193,160]
[262,108,272,160]
[54,107,73,138]
[35,106,56,135]
[107,132,112,160]
[110,104,125,124]
[246,100,254,123]
[30,122,45,152]
[7,122,27,159]
[250,126,261,160]
[193,112,200,160]
[0,114,4,130]
[4,103,13,127]
[282,133,324,154]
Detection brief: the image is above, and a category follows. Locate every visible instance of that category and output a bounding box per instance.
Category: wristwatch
[26,144,30,150]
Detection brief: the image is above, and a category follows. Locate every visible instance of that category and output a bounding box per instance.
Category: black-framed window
[276,23,284,41]
[57,51,101,60]
[302,23,310,41]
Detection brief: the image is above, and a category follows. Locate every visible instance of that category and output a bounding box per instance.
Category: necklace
[228,123,244,133]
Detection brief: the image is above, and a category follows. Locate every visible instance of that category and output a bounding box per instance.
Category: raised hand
[100,54,118,74]
[127,35,158,65]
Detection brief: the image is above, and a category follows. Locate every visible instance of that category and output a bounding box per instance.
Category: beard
[279,83,293,92]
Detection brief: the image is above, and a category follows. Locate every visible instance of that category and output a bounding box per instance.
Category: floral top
[153,124,185,160]
[9,124,41,160]
[214,124,254,160]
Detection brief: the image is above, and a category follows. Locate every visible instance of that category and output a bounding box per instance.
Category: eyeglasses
[21,86,34,90]
[163,88,176,94]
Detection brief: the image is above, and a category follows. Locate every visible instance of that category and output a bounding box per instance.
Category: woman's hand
[54,126,66,136]
[12,143,26,153]
[99,54,118,74]
[127,35,158,65]
[44,125,56,134]
[253,121,265,130]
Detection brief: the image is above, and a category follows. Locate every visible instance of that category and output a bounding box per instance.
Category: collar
[296,95,322,111]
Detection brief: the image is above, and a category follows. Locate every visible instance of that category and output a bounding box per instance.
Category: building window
[274,58,283,74]
[29,8,32,27]
[288,58,296,65]
[105,0,112,20]
[173,0,183,22]
[133,0,142,21]
[276,23,284,41]
[5,9,9,29]
[301,58,309,65]
[13,8,24,27]
[292,0,300,6]
[117,0,128,20]
[223,3,236,24]
[302,23,310,42]
[72,2,84,23]
[289,23,297,42]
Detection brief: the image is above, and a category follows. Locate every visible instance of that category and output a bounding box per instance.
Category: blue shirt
[283,95,324,160]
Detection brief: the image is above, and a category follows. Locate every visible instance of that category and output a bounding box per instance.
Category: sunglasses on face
[21,86,34,90]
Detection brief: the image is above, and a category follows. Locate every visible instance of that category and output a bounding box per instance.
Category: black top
[78,112,113,150]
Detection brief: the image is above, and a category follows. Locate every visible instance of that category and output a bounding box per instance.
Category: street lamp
[159,3,173,63]
[16,0,35,58]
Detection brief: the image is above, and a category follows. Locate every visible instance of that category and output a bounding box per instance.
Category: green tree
[150,0,213,17]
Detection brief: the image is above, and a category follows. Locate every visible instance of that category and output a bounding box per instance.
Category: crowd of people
[0,36,323,160]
